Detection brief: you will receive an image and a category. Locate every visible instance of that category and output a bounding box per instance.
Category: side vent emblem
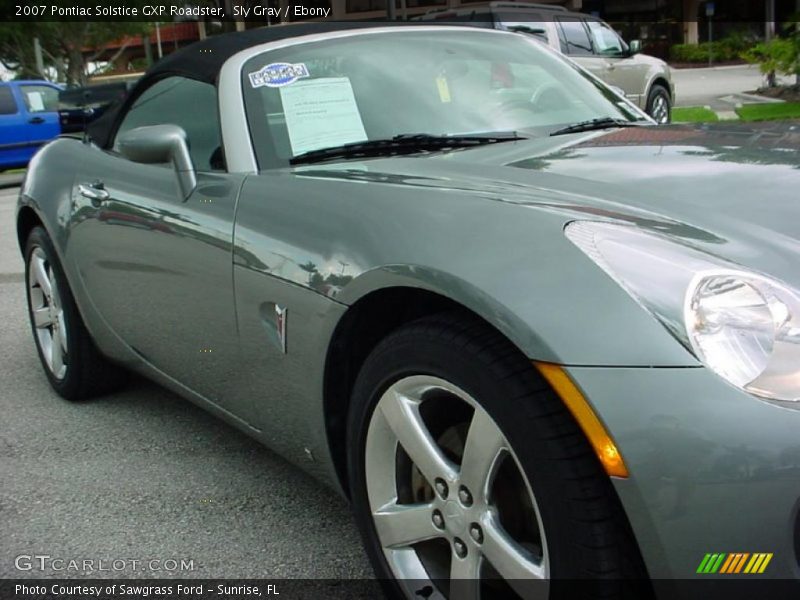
[275,304,287,354]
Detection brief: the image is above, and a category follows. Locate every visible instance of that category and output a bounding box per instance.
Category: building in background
[87,0,799,74]
[82,22,200,82]
[272,0,797,47]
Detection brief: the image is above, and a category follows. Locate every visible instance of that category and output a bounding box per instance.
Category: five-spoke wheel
[646,84,671,125]
[28,246,69,380]
[348,313,650,600]
[367,376,548,599]
[24,226,127,400]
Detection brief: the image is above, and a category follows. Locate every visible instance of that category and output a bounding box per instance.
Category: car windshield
[241,28,645,168]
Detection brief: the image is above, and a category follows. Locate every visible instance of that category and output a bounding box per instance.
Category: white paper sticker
[27,91,45,112]
[249,62,309,88]
[279,77,367,156]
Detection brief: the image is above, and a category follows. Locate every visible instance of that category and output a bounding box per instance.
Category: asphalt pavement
[672,64,792,109]
[0,186,372,580]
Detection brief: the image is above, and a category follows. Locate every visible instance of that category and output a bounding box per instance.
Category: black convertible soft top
[87,21,429,148]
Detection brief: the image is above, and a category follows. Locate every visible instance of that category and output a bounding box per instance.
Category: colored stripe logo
[697,553,772,574]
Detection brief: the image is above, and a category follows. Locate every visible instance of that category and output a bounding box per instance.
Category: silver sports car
[17,22,800,599]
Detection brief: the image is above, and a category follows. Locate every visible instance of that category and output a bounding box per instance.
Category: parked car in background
[0,80,62,171]
[58,81,134,134]
[416,2,675,123]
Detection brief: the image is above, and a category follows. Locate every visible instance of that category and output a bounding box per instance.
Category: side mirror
[629,39,642,55]
[116,124,196,199]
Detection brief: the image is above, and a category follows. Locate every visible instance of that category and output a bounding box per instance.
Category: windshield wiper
[549,117,647,137]
[289,132,525,165]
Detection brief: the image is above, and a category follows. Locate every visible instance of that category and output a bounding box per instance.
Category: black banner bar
[0,0,788,23]
[4,579,800,600]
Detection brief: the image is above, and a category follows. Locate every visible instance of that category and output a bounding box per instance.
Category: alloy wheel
[651,95,669,124]
[28,246,68,380]
[365,375,548,599]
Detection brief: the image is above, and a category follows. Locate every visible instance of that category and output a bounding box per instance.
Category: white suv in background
[417,2,675,123]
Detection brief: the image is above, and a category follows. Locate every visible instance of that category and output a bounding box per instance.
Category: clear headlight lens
[566,221,800,404]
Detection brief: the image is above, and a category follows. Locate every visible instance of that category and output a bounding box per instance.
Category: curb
[0,176,24,190]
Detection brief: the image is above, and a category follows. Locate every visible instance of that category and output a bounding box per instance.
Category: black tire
[646,84,671,124]
[24,226,127,401]
[347,312,651,600]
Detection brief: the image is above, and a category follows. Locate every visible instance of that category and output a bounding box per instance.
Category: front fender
[336,238,698,368]
[235,169,698,367]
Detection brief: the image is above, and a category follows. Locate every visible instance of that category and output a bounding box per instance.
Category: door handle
[78,182,110,205]
[29,116,45,124]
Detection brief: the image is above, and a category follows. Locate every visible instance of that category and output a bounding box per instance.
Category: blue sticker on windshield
[248,62,309,88]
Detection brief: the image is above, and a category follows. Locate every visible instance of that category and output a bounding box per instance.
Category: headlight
[566,221,800,404]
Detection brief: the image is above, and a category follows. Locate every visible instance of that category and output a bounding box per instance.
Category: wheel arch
[17,204,44,253]
[324,285,655,588]
[322,278,552,499]
[648,76,672,102]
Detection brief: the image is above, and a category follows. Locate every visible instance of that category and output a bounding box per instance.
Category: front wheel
[646,84,671,124]
[347,313,650,600]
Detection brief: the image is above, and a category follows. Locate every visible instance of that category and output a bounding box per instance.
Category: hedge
[670,33,758,63]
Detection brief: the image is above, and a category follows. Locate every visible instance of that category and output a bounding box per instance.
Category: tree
[742,16,800,87]
[0,22,53,79]
[0,21,151,85]
[54,23,153,85]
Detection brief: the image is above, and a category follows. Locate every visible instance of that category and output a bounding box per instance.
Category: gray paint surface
[2,186,371,580]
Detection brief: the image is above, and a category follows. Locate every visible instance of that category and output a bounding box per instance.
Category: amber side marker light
[534,362,629,478]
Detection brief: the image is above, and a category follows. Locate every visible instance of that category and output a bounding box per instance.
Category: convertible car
[16,23,800,599]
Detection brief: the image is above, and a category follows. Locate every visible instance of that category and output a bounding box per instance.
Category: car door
[68,76,244,406]
[0,84,28,169]
[17,82,61,150]
[584,19,647,104]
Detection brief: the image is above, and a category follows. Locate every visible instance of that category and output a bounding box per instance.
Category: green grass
[736,102,800,121]
[672,106,719,123]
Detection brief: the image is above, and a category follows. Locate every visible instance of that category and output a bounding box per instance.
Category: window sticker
[249,62,309,88]
[435,75,451,104]
[279,77,367,156]
[26,91,45,112]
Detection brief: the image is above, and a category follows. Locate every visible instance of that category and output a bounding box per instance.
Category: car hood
[294,123,800,285]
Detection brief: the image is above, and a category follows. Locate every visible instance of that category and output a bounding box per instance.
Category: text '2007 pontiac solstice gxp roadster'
[17,22,800,600]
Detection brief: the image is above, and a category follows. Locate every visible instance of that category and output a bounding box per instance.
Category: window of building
[114,77,223,171]
[405,0,445,7]
[346,0,381,11]
[346,0,443,12]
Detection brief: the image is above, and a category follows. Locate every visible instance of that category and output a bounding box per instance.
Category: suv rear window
[556,18,593,56]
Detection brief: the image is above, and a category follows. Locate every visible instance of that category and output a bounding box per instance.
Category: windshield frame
[222,26,649,173]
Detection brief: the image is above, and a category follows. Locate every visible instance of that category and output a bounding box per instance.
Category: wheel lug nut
[458,486,473,507]
[469,523,483,544]
[432,509,444,529]
[453,537,468,558]
[434,478,448,499]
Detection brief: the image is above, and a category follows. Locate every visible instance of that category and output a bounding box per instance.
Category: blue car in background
[0,80,61,171]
